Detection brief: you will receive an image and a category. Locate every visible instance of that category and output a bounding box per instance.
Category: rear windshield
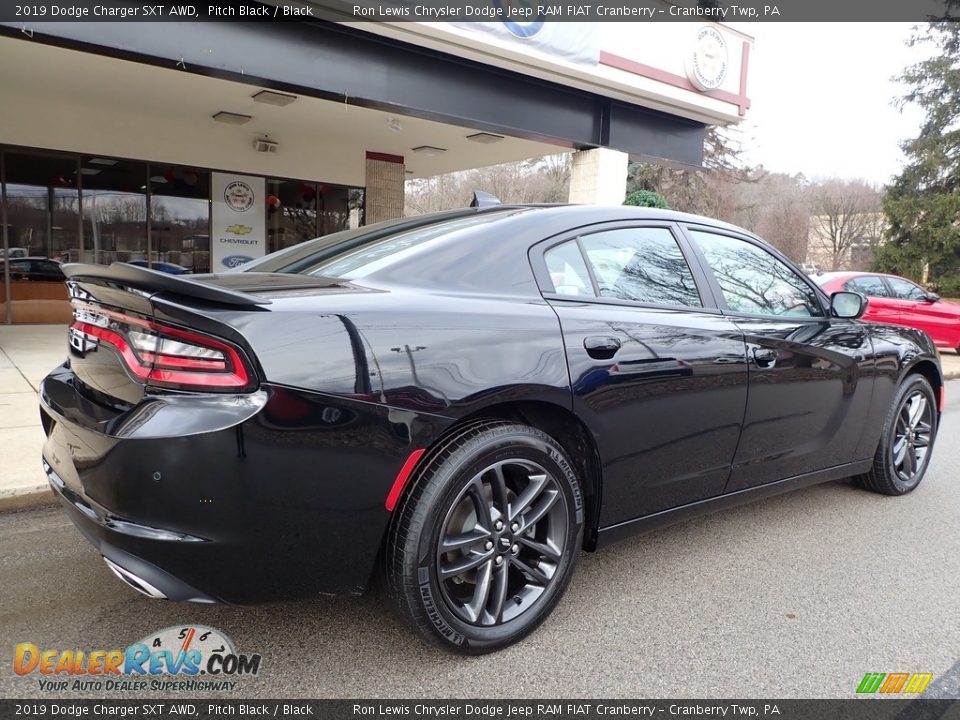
[239,210,515,279]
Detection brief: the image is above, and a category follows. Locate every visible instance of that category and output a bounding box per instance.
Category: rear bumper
[40,365,449,603]
[45,460,217,603]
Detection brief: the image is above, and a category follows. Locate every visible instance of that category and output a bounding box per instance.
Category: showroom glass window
[689,230,824,317]
[150,165,210,274]
[266,179,319,254]
[265,179,365,255]
[577,227,702,307]
[1,151,79,323]
[80,156,147,266]
[321,186,364,235]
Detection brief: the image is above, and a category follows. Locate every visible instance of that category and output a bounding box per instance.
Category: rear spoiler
[63,263,271,307]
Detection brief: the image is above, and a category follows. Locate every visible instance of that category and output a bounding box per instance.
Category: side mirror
[924,292,940,303]
[831,291,866,319]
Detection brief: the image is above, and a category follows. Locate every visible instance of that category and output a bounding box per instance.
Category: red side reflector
[385,448,426,511]
[939,384,946,411]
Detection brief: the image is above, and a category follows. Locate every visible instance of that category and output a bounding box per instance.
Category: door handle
[584,336,621,359]
[752,347,778,369]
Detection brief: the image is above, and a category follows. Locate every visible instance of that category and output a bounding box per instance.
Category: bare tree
[730,173,811,262]
[405,153,572,215]
[627,125,765,218]
[806,179,883,271]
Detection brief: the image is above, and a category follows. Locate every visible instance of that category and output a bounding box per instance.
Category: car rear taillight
[70,303,254,392]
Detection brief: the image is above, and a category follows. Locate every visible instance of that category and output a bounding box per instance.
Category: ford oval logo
[222,255,253,269]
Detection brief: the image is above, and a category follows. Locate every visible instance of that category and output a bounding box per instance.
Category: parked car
[124,260,192,275]
[0,247,29,260]
[41,204,942,654]
[816,271,960,352]
[0,257,65,282]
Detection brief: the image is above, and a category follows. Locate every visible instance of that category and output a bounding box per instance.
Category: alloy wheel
[436,459,568,627]
[891,390,934,485]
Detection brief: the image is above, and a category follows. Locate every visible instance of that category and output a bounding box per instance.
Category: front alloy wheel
[856,373,938,495]
[890,390,934,486]
[385,420,583,654]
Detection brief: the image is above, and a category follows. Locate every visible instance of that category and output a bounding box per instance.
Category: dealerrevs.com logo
[14,625,262,693]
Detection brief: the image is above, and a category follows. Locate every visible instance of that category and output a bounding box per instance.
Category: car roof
[492,204,766,241]
[818,271,914,282]
[242,204,775,299]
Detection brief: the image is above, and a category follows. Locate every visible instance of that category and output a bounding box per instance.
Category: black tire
[384,420,584,654]
[855,374,938,495]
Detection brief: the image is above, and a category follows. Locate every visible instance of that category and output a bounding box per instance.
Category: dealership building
[0,12,752,324]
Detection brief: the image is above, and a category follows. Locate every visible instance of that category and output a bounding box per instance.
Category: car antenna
[470,191,501,208]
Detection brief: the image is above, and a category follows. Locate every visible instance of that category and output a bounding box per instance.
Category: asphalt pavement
[2,382,959,700]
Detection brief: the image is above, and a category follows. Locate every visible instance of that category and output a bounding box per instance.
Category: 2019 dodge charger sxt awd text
[41,204,943,653]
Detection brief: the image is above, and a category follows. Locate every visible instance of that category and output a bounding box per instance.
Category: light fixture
[88,158,119,166]
[411,145,447,157]
[213,111,253,125]
[466,132,505,144]
[80,168,101,176]
[149,175,168,183]
[388,118,403,132]
[254,137,279,153]
[252,90,297,107]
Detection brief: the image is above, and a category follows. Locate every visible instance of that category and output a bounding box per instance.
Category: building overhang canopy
[0,18,731,169]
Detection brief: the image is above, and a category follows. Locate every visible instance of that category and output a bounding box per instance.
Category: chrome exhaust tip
[103,556,167,600]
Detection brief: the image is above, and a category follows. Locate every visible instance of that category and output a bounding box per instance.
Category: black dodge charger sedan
[41,203,942,653]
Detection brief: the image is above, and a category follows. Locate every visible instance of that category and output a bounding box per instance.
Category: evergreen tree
[623,189,670,209]
[877,6,960,295]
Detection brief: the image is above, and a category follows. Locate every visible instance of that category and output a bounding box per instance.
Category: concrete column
[567,147,629,206]
[364,151,405,224]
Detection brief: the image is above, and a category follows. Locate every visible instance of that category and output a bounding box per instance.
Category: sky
[733,23,932,186]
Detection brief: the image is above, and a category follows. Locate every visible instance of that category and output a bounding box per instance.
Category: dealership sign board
[211,172,266,271]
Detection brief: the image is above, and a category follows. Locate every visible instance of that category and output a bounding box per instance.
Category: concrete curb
[0,485,56,513]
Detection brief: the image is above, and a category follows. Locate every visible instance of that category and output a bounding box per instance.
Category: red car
[817,271,960,352]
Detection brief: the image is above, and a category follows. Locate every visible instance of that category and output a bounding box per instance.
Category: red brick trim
[599,41,752,117]
[366,151,404,164]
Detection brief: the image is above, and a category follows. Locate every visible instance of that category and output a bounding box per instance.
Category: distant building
[805,212,886,273]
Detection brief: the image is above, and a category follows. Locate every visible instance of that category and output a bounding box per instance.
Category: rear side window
[577,228,702,308]
[544,241,593,297]
[690,230,824,318]
[846,276,890,297]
